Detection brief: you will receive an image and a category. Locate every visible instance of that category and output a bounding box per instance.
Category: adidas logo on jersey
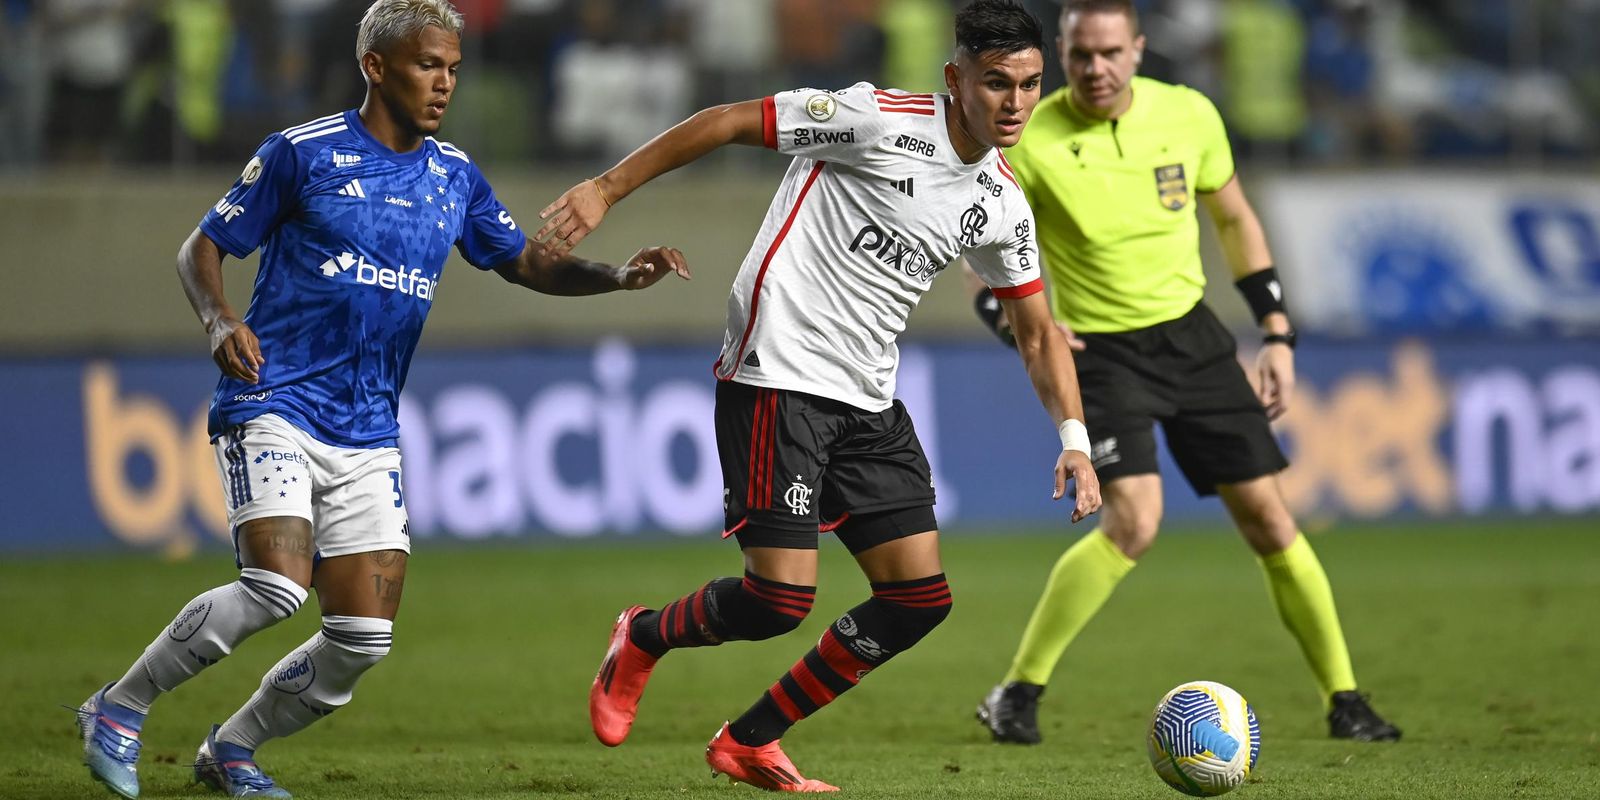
[332,151,362,167]
[889,177,914,197]
[316,251,437,300]
[337,179,366,198]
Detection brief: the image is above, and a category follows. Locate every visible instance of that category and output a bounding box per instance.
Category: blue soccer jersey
[199,110,526,447]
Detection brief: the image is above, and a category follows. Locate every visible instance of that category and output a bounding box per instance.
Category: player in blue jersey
[72,2,687,798]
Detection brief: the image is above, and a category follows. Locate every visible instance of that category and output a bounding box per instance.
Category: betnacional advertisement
[1,337,1595,553]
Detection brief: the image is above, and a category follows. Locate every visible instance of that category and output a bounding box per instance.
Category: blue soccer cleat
[194,724,293,798]
[76,683,145,799]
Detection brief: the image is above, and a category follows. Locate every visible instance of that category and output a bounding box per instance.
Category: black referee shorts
[1075,303,1288,496]
[715,380,938,554]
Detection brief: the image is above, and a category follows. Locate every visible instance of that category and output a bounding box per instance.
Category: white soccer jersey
[715,82,1043,412]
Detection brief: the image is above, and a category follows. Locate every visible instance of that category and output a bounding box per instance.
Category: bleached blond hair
[356,0,463,63]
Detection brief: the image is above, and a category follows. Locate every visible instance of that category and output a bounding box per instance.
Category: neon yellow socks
[1004,528,1135,686]
[1259,533,1358,704]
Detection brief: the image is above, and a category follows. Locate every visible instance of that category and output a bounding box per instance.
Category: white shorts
[213,414,411,560]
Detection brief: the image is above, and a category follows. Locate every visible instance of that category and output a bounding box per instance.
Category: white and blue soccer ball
[1147,681,1261,796]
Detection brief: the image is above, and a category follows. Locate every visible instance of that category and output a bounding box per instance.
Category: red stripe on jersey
[878,106,936,115]
[995,152,1020,189]
[717,160,828,382]
[875,95,934,106]
[761,96,777,150]
[873,90,933,101]
[991,278,1044,299]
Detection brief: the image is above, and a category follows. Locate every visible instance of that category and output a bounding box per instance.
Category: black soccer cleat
[1328,691,1401,741]
[975,682,1045,745]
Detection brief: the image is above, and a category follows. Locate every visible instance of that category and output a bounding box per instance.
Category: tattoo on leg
[261,532,311,555]
[370,574,404,603]
[369,550,401,568]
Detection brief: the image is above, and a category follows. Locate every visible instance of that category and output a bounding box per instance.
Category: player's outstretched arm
[1002,291,1102,522]
[176,227,263,384]
[493,240,690,297]
[536,100,767,253]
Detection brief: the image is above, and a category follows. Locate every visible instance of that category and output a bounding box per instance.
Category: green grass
[4,518,1598,799]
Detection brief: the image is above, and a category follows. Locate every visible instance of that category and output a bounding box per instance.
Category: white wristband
[1058,418,1090,455]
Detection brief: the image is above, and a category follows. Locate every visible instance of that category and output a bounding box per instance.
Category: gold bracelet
[591,178,614,208]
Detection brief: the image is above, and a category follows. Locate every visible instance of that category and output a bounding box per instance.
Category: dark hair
[1061,0,1140,34]
[955,0,1045,57]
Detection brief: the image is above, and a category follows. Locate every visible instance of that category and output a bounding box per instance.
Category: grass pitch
[3,518,1597,799]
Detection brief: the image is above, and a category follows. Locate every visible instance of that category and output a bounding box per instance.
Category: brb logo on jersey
[850,223,939,283]
[317,252,438,300]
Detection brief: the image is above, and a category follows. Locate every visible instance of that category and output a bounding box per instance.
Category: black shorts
[716,380,938,554]
[1075,303,1289,496]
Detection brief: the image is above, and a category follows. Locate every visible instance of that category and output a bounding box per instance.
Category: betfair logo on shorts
[316,251,438,300]
[253,450,308,466]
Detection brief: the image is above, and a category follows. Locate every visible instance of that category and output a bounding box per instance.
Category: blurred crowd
[2,0,1596,170]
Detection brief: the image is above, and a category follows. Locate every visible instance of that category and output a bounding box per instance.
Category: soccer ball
[1146,681,1261,796]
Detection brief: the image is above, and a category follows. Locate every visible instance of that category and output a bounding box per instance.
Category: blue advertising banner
[1,337,1596,554]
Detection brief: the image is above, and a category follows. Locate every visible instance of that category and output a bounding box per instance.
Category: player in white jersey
[543,1,1100,792]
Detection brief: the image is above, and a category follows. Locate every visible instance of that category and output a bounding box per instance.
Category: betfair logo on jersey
[793,128,855,148]
[849,223,939,283]
[1155,164,1189,211]
[316,251,438,300]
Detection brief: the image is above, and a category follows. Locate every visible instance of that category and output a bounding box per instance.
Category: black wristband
[1234,267,1288,324]
[1262,331,1297,350]
[973,287,1017,349]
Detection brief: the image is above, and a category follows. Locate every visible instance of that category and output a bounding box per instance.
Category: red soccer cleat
[705,722,839,793]
[590,606,659,746]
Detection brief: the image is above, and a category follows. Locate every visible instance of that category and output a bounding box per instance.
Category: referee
[968,0,1400,745]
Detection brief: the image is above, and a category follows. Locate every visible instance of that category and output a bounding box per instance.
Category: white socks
[215,615,393,750]
[105,568,307,714]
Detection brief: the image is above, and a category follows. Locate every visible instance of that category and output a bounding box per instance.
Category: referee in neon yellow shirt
[968,0,1400,744]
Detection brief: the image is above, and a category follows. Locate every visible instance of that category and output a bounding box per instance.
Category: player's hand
[1256,342,1295,420]
[619,246,691,290]
[208,316,264,384]
[1054,448,1102,522]
[536,179,610,255]
[1056,321,1086,351]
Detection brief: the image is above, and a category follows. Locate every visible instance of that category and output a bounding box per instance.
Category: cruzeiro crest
[1154,163,1189,211]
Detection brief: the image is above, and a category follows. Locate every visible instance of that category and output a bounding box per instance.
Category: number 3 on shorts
[389,470,404,509]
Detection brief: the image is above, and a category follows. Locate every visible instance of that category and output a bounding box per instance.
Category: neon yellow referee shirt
[1005,77,1235,333]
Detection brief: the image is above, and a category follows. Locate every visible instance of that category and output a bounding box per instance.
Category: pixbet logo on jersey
[316,251,438,300]
[849,223,940,282]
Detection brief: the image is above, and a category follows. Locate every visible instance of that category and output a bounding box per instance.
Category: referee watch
[1262,329,1297,350]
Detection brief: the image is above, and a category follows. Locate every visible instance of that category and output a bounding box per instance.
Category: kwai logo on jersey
[316,251,438,300]
[793,128,856,147]
[849,223,939,283]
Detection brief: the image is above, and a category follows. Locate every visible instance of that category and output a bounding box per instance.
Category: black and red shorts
[716,380,938,554]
